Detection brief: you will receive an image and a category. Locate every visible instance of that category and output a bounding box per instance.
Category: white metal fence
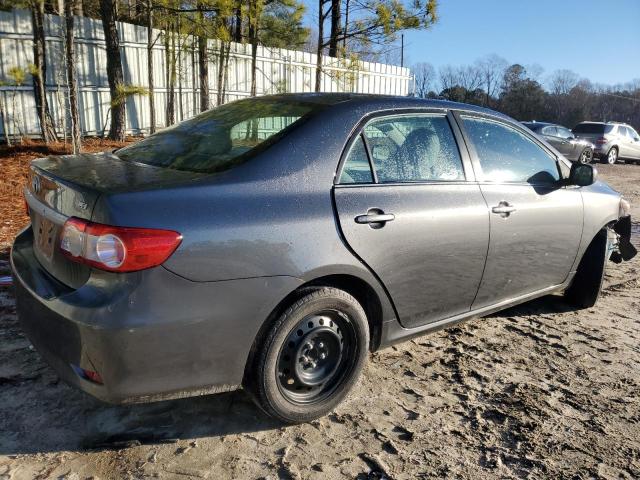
[0,9,412,138]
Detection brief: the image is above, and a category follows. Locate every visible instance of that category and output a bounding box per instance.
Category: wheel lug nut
[320,353,326,359]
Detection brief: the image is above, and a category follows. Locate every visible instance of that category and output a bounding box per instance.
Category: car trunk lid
[26,152,206,288]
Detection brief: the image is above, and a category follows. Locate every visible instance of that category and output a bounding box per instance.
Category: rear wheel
[564,230,608,309]
[578,148,593,164]
[246,287,369,423]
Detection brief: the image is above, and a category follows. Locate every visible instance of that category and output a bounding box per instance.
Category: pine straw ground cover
[0,138,132,249]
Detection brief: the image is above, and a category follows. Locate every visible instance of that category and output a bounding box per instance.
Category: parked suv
[572,122,640,165]
[522,121,594,163]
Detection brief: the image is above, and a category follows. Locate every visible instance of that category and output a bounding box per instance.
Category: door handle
[355,209,395,228]
[491,201,516,218]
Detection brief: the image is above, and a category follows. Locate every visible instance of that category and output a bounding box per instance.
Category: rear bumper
[11,226,302,403]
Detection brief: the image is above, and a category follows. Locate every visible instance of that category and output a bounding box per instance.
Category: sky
[306,0,640,87]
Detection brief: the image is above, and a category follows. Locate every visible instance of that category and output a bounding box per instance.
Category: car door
[541,126,566,155]
[333,112,489,328]
[624,127,640,160]
[556,126,579,161]
[617,126,631,158]
[455,113,584,309]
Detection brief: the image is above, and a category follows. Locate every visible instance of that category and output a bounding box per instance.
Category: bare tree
[413,62,435,98]
[99,0,126,141]
[549,69,579,96]
[64,0,81,152]
[476,54,507,106]
[30,0,58,143]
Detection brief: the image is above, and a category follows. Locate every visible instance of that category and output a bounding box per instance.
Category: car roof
[263,92,512,120]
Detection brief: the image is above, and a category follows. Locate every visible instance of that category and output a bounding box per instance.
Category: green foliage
[341,0,437,49]
[259,0,309,49]
[7,66,28,86]
[111,84,149,108]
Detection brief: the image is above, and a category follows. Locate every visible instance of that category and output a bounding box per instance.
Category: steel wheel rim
[608,149,617,164]
[276,309,355,404]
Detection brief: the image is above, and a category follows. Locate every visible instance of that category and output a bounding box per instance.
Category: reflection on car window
[557,127,573,139]
[462,116,560,184]
[362,115,464,183]
[116,99,318,173]
[340,135,373,184]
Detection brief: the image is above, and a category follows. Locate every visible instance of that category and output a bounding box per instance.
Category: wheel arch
[242,272,388,386]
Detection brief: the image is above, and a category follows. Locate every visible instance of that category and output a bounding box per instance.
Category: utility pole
[400,34,404,68]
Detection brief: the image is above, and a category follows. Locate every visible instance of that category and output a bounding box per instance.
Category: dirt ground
[0,148,639,479]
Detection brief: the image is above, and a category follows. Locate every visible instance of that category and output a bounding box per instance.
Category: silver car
[573,121,640,165]
[11,94,638,423]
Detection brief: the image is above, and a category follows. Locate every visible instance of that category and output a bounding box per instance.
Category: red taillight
[59,217,182,272]
[595,137,607,144]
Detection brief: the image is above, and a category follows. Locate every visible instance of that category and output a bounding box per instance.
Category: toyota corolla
[12,94,636,423]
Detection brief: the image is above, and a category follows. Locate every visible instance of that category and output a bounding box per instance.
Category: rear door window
[461,116,560,184]
[361,115,465,183]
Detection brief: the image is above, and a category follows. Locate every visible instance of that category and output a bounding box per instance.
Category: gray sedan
[11,94,637,423]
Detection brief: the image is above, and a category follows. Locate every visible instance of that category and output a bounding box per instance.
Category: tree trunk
[99,0,126,141]
[31,0,58,143]
[342,0,349,51]
[328,0,340,57]
[197,1,209,112]
[248,1,259,97]
[64,0,81,153]
[233,1,243,42]
[146,0,155,133]
[216,40,230,106]
[166,21,176,125]
[314,0,324,92]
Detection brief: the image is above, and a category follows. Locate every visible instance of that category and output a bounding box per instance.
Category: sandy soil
[0,161,639,480]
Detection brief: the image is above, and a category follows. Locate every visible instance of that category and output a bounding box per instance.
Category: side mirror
[569,163,597,187]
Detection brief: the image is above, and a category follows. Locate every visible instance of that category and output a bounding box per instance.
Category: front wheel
[246,287,369,423]
[603,147,618,164]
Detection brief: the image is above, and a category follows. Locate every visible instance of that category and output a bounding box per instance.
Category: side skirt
[378,280,573,349]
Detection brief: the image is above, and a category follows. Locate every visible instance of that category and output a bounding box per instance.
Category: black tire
[246,287,369,423]
[564,230,608,309]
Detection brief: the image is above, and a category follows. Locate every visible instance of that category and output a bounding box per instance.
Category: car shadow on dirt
[1,247,579,456]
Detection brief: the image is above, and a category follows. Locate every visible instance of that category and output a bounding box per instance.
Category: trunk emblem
[31,175,41,194]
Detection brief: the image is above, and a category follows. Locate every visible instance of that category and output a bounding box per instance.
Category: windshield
[116,98,320,173]
[572,123,613,134]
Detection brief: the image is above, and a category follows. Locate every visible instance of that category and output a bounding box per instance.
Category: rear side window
[362,115,464,183]
[340,136,373,184]
[116,98,320,173]
[461,116,560,184]
[556,126,573,139]
[541,126,557,136]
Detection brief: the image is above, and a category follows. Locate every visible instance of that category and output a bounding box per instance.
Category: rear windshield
[116,98,320,173]
[572,123,614,134]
